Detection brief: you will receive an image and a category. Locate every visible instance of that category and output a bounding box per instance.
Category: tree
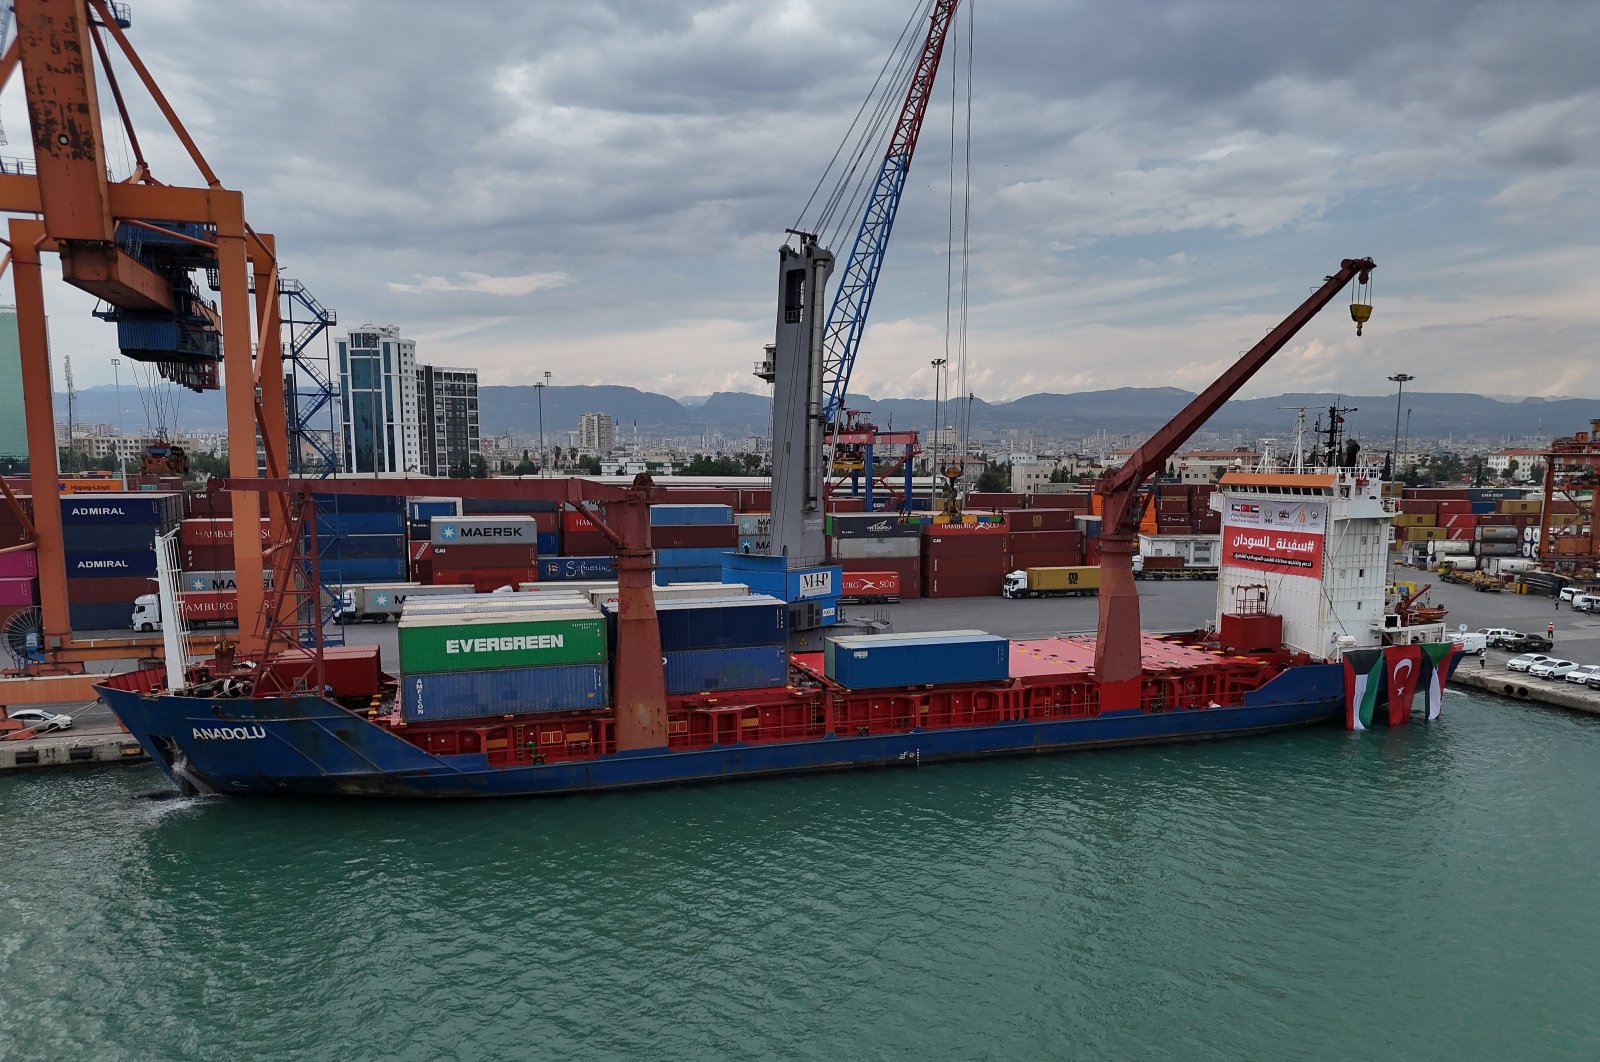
[1506,458,1520,481]
[975,460,1010,493]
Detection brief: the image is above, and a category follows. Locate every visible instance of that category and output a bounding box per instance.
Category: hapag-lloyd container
[824,630,1009,689]
[663,645,789,694]
[401,664,609,722]
[397,608,607,673]
[428,515,537,546]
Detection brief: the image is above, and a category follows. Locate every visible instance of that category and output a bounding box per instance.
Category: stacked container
[1002,507,1083,570]
[465,497,562,557]
[397,605,610,722]
[735,511,772,554]
[606,593,790,694]
[824,630,1010,689]
[0,495,35,631]
[827,511,922,599]
[312,493,408,585]
[921,523,1010,598]
[64,492,185,629]
[427,515,539,592]
[651,504,735,584]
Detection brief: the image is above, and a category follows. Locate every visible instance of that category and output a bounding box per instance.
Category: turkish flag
[1384,644,1425,725]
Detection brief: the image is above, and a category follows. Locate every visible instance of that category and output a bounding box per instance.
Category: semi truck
[1002,566,1101,599]
[1132,555,1217,580]
[331,582,467,623]
[131,591,237,631]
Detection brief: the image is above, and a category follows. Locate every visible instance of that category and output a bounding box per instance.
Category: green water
[4,689,1599,1061]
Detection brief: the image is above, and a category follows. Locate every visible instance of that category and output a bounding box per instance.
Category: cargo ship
[97,463,1464,799]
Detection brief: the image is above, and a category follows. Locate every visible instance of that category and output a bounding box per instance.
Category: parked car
[4,708,73,734]
[1571,594,1600,614]
[1528,659,1578,679]
[1507,654,1553,672]
[1502,634,1554,654]
[1564,665,1600,685]
[1559,586,1582,603]
[1479,628,1520,647]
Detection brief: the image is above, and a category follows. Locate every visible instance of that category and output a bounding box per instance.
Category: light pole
[111,356,127,489]
[929,358,946,502]
[1388,372,1413,479]
[534,370,551,476]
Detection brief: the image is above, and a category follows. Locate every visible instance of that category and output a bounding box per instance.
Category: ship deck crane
[1093,258,1375,710]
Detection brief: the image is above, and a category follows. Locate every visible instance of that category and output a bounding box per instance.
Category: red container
[1008,530,1080,552]
[430,544,538,569]
[1436,501,1474,517]
[923,573,1003,598]
[1476,513,1519,526]
[1009,552,1081,570]
[270,644,382,699]
[739,489,772,512]
[562,530,615,556]
[0,577,36,606]
[1084,540,1102,564]
[67,575,152,604]
[1398,499,1439,516]
[923,529,1009,556]
[188,491,234,517]
[0,551,38,578]
[1156,497,1189,513]
[181,545,234,571]
[841,572,900,599]
[430,567,537,593]
[826,496,866,513]
[657,488,740,506]
[967,492,1026,509]
[531,511,560,534]
[837,555,921,597]
[179,517,271,547]
[179,590,238,622]
[650,524,737,549]
[563,507,605,533]
[412,559,433,583]
[1005,509,1074,531]
[922,555,1009,577]
[1027,494,1092,512]
[409,540,434,564]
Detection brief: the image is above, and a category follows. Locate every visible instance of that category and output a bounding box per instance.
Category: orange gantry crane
[0,0,288,700]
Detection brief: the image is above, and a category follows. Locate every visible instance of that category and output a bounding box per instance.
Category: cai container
[824,630,1010,689]
[400,664,609,722]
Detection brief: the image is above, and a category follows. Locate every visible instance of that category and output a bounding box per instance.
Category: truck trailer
[1002,566,1100,599]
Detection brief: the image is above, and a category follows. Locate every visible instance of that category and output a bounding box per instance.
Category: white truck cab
[131,593,162,632]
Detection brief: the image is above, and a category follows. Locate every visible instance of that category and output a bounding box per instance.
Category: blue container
[463,498,558,514]
[650,504,734,526]
[663,645,789,695]
[70,601,134,630]
[656,547,731,568]
[60,493,182,528]
[315,511,405,535]
[319,557,407,584]
[65,549,156,578]
[721,554,841,603]
[400,664,609,722]
[536,532,561,555]
[1469,501,1496,515]
[539,556,616,581]
[408,500,460,523]
[64,523,160,551]
[315,533,406,560]
[312,493,402,514]
[655,566,723,585]
[653,595,787,651]
[824,631,1009,690]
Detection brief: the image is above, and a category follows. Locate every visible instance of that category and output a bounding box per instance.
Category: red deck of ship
[1008,634,1236,679]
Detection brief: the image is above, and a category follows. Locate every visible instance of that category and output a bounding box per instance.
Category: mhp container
[398,607,607,674]
[824,630,1010,689]
[663,645,789,694]
[401,664,609,722]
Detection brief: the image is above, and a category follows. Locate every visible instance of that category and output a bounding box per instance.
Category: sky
[10,0,1599,408]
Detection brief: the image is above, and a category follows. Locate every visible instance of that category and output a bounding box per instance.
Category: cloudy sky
[13,0,1599,405]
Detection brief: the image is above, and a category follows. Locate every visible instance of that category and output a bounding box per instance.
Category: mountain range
[53,383,1594,449]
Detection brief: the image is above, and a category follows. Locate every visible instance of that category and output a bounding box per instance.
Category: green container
[398,608,608,674]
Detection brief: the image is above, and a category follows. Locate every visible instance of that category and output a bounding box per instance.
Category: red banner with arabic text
[1222,526,1324,578]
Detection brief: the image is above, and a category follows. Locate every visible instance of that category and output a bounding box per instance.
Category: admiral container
[538,556,616,581]
[66,550,157,579]
[398,608,608,675]
[59,493,184,528]
[428,515,537,545]
[71,602,130,629]
[649,504,734,526]
[401,664,610,722]
[664,645,789,695]
[824,631,1010,689]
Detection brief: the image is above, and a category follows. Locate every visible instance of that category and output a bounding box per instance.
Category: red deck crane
[1093,258,1375,710]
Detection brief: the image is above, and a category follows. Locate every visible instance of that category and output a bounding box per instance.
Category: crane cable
[947,2,975,461]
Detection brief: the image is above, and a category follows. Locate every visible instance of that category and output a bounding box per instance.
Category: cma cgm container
[401,664,609,722]
[825,630,1010,690]
[398,608,607,674]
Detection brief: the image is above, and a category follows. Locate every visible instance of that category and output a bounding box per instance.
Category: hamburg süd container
[398,608,607,674]
[401,664,609,722]
[824,630,1010,689]
[663,645,789,695]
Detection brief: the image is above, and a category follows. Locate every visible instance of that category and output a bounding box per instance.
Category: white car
[1506,654,1553,672]
[1564,665,1600,685]
[1478,627,1518,642]
[5,708,74,734]
[1528,659,1578,679]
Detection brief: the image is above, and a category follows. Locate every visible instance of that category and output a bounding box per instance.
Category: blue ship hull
[96,662,1371,798]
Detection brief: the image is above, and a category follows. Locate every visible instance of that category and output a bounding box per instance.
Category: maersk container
[652,594,788,651]
[824,630,1009,690]
[401,663,609,722]
[735,512,772,536]
[539,556,617,581]
[663,645,789,695]
[399,608,607,674]
[66,549,157,579]
[429,515,537,546]
[649,504,734,526]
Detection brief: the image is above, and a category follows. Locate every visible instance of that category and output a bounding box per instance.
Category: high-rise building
[336,324,419,473]
[579,412,615,454]
[416,364,481,475]
[0,308,25,461]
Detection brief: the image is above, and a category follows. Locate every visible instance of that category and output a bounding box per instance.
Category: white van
[1572,594,1600,614]
[1454,632,1488,656]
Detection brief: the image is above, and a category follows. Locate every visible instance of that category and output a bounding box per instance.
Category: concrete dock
[0,731,150,770]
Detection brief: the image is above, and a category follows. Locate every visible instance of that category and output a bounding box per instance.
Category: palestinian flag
[1343,648,1385,731]
[1418,642,1457,721]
